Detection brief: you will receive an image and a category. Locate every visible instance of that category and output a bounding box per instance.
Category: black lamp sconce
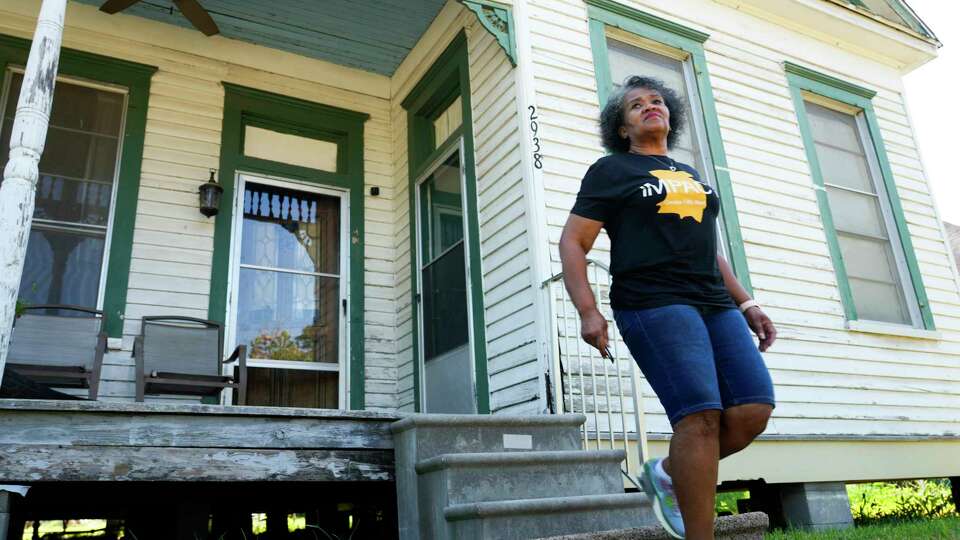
[199,169,224,218]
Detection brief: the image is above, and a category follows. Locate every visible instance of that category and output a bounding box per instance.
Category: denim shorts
[613,304,775,426]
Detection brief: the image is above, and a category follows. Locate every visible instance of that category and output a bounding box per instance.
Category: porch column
[0,0,67,388]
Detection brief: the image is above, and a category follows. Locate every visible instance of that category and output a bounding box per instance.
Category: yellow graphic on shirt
[649,169,708,223]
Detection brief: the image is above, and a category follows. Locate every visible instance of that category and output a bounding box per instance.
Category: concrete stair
[392,413,658,539]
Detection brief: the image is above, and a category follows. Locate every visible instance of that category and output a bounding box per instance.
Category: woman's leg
[614,305,724,539]
[719,403,773,458]
[704,308,777,458]
[664,409,722,540]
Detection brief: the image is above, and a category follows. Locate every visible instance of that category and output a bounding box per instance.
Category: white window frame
[224,172,350,409]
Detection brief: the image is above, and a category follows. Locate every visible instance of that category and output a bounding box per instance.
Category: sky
[901,1,960,224]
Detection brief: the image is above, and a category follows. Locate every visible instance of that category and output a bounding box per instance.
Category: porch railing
[542,260,648,485]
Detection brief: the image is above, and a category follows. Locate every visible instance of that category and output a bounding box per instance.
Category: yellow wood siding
[0,1,398,408]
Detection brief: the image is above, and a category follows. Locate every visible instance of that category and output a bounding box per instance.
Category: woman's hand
[581,308,611,358]
[744,306,776,352]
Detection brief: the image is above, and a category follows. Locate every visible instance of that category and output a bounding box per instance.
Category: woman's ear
[619,126,628,139]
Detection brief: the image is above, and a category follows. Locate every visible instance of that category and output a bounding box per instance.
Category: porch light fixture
[199,169,223,217]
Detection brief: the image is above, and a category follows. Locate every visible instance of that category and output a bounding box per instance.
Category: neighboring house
[0,0,956,537]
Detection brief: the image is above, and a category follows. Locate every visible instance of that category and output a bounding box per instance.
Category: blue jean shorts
[613,304,775,426]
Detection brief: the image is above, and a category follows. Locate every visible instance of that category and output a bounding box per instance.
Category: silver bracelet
[738,299,760,313]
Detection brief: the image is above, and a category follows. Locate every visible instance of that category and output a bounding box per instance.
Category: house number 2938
[528,105,543,169]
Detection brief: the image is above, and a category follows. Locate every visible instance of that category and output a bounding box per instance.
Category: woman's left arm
[717,253,777,352]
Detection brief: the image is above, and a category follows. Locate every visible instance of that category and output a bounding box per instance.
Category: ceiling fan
[99,0,220,36]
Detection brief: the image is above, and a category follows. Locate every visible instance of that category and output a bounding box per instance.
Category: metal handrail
[542,259,648,486]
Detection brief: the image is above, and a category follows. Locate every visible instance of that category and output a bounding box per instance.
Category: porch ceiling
[71,0,448,75]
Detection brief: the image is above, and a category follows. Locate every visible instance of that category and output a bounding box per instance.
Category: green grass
[765,516,960,539]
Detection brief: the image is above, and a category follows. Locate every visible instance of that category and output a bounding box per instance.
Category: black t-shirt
[571,152,735,311]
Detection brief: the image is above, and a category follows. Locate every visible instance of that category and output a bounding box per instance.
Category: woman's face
[618,86,670,145]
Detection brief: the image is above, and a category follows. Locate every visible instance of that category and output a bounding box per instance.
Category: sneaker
[640,458,685,539]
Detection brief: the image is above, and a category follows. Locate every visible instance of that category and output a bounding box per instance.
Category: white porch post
[0,0,68,389]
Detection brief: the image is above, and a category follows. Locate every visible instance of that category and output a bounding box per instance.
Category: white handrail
[542,259,648,485]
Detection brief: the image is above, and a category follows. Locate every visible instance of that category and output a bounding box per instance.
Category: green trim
[784,62,876,100]
[885,0,934,38]
[586,5,753,293]
[209,83,370,409]
[403,32,490,414]
[460,0,517,67]
[785,63,935,330]
[588,19,613,109]
[585,0,709,44]
[842,0,935,39]
[0,34,156,338]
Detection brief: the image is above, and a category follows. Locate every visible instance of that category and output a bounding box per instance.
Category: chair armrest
[223,345,246,364]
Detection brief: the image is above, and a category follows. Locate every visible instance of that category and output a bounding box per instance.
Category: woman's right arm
[559,214,610,358]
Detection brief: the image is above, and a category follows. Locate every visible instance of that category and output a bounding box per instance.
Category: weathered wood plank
[0,400,399,450]
[0,445,393,482]
[0,412,394,450]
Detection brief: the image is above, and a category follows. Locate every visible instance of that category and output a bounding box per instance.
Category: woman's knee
[674,409,722,439]
[723,404,772,445]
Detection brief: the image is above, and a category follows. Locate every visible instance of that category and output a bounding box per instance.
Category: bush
[715,490,748,516]
[848,479,956,525]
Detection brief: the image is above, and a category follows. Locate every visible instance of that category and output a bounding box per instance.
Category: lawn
[764,516,960,539]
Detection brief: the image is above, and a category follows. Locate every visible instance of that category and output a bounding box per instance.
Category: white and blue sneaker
[640,458,685,539]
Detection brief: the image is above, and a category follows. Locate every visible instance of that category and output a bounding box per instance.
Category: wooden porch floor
[0,399,400,483]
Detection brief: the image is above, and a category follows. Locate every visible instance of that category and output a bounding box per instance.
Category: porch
[0,0,527,414]
[0,398,400,538]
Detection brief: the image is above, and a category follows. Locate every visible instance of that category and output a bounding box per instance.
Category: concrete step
[444,493,657,540]
[416,449,627,505]
[392,413,585,463]
[535,512,770,540]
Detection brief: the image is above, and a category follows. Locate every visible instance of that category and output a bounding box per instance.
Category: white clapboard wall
[391,3,542,415]
[527,0,960,437]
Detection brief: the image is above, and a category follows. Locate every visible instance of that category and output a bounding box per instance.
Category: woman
[559,76,776,540]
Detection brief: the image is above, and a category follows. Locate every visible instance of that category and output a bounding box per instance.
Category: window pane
[33,175,113,226]
[806,101,862,153]
[837,232,910,324]
[813,142,874,193]
[838,232,900,283]
[3,72,124,136]
[420,152,463,263]
[848,277,911,325]
[18,228,105,308]
[422,241,469,359]
[35,127,120,182]
[241,183,340,274]
[236,269,339,364]
[607,40,701,167]
[825,186,886,238]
